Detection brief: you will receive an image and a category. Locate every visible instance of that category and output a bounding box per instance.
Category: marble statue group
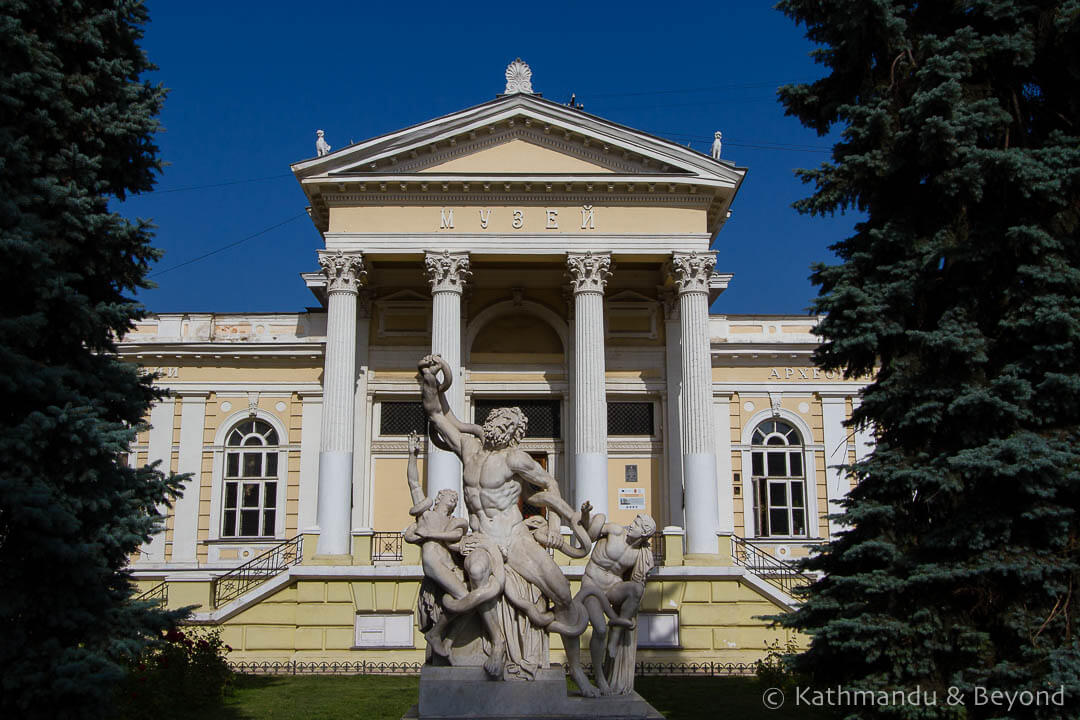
[404,354,656,697]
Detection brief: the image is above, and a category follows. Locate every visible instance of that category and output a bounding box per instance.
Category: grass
[194,674,835,720]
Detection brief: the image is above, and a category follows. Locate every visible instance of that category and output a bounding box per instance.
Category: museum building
[123,63,872,665]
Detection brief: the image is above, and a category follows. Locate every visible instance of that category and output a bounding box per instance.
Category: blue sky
[122,1,857,316]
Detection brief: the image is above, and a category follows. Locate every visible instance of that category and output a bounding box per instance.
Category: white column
[298,393,322,532]
[567,251,612,515]
[171,394,207,565]
[661,291,684,528]
[351,294,373,534]
[852,397,875,463]
[425,251,471,506]
[140,397,175,564]
[713,392,734,535]
[316,250,366,556]
[821,393,849,538]
[669,251,719,555]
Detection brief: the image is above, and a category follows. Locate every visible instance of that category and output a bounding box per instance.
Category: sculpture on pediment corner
[504,58,534,95]
[711,131,723,160]
[316,129,331,157]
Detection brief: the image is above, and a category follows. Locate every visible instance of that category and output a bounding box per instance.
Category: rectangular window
[379,401,427,436]
[766,451,787,477]
[753,477,809,539]
[221,479,278,538]
[243,452,261,477]
[607,402,654,436]
[789,452,802,477]
[354,613,414,648]
[473,399,561,438]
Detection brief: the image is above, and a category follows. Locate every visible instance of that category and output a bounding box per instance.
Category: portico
[293,82,746,559]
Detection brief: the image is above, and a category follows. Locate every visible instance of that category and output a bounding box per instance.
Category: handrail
[134,580,168,605]
[730,535,810,599]
[212,535,304,608]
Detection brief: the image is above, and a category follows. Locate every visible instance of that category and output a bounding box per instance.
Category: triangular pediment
[292,94,743,185]
[292,93,747,237]
[418,137,615,174]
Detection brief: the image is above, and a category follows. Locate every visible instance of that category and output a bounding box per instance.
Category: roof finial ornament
[504,58,534,95]
[711,131,723,160]
[316,129,331,157]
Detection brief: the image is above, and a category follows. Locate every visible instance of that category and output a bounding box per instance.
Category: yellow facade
[121,87,868,668]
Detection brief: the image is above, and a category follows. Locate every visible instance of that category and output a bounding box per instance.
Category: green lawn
[198,674,834,720]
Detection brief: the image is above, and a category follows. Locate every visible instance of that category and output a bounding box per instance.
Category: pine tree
[0,2,182,718]
[776,2,1080,718]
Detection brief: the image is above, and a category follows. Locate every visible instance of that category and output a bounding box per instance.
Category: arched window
[222,419,279,538]
[750,420,806,537]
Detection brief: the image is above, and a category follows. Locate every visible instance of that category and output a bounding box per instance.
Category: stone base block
[402,664,664,720]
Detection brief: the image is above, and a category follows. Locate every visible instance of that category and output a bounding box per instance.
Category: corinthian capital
[566,251,612,294]
[425,250,472,294]
[318,250,367,294]
[667,251,716,295]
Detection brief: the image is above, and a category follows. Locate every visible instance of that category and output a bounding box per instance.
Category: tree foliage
[0,2,182,718]
[777,1,1080,717]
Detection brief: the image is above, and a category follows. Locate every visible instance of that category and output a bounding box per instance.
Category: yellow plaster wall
[467,285,565,317]
[711,364,858,383]
[166,361,322,383]
[605,457,661,527]
[419,139,615,174]
[730,393,745,537]
[472,314,563,355]
[210,575,799,665]
[372,458,426,532]
[329,204,706,235]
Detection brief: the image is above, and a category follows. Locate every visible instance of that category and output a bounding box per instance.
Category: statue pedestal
[402,664,664,720]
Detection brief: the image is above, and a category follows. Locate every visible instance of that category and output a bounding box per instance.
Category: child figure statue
[575,502,657,696]
[402,432,470,655]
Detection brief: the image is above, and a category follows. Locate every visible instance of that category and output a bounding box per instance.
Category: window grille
[380,401,427,436]
[607,402,654,436]
[473,399,561,439]
[222,419,279,538]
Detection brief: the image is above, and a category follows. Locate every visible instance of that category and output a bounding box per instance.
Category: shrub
[755,635,803,692]
[115,626,233,720]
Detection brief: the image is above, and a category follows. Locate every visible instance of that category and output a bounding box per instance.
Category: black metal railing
[730,535,810,599]
[227,660,757,677]
[134,580,168,605]
[213,535,304,608]
[652,541,665,567]
[371,532,404,562]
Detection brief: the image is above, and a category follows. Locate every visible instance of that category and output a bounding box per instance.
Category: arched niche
[465,300,567,365]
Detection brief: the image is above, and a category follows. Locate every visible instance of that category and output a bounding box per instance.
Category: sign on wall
[618,487,646,510]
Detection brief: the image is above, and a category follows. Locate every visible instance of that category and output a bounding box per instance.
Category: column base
[316,450,354,555]
[573,452,609,516]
